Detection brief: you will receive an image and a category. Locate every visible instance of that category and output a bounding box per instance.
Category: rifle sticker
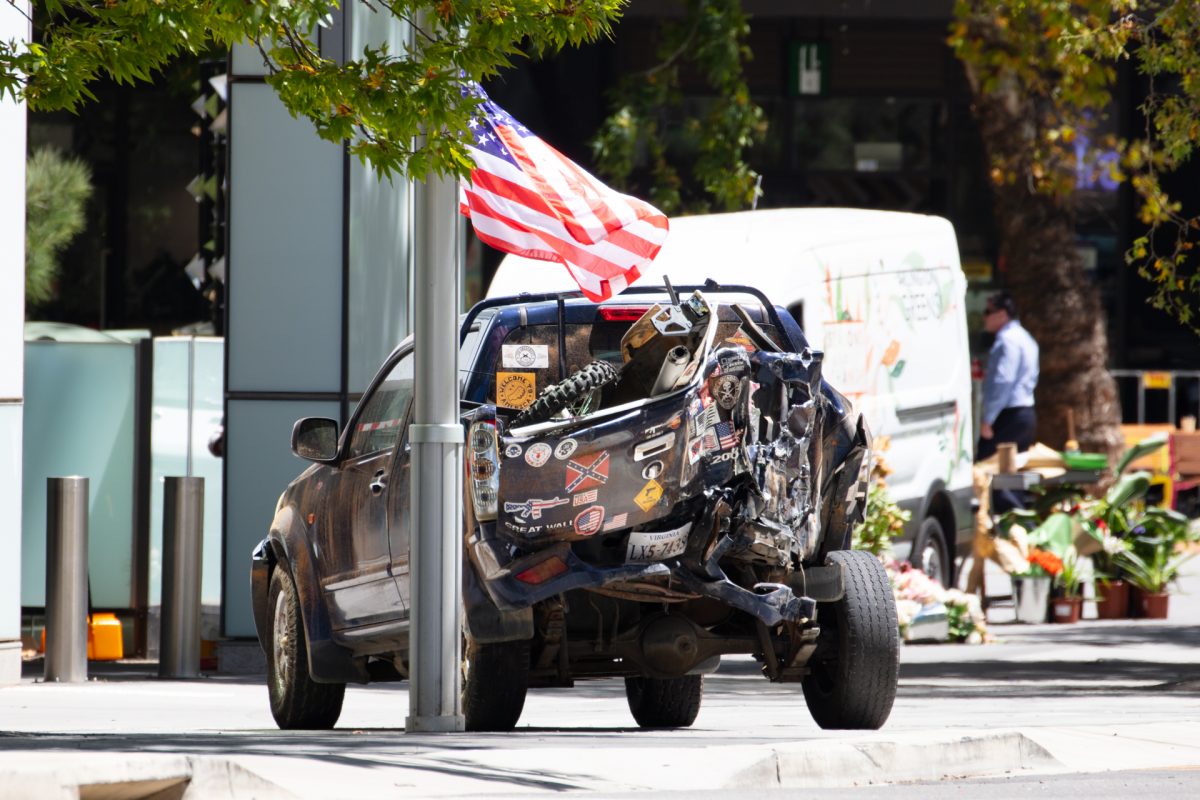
[503,496,569,521]
[573,505,605,536]
[554,438,578,460]
[642,412,683,438]
[497,372,536,409]
[524,442,552,467]
[501,343,550,369]
[633,478,664,512]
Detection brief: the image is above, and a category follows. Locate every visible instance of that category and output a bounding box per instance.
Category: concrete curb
[730,731,1058,788]
[0,755,294,800]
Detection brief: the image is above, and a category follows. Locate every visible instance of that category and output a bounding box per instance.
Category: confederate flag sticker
[565,450,610,493]
[574,505,605,536]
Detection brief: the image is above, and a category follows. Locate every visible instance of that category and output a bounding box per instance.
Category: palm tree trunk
[968,87,1124,464]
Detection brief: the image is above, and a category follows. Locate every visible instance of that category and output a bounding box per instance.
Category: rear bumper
[468,527,818,628]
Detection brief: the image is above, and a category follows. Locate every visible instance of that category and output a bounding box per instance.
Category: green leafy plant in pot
[1115,509,1196,620]
[1051,546,1085,623]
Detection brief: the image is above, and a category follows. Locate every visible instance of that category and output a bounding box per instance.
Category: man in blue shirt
[977,291,1039,461]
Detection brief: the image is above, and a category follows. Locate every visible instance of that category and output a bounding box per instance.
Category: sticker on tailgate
[625,522,692,563]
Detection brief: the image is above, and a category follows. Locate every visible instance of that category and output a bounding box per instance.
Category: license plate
[625,522,692,564]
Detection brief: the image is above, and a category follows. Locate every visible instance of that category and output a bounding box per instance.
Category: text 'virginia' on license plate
[625,523,692,564]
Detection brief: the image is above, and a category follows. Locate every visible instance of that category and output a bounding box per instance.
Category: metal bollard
[45,476,89,683]
[159,477,204,679]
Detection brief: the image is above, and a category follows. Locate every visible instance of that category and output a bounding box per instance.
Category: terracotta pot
[1135,589,1170,620]
[1095,579,1130,619]
[1052,596,1083,624]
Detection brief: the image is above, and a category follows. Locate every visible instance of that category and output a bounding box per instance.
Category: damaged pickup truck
[251,283,899,732]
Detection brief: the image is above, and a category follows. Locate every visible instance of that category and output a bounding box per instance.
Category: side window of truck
[346,352,415,459]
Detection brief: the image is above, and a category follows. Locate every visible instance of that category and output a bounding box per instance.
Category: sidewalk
[3,566,1199,798]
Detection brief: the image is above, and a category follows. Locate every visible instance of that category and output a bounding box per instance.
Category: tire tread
[267,566,345,730]
[624,674,703,728]
[802,550,899,730]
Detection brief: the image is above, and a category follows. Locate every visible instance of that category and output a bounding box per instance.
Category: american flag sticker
[714,421,740,450]
[602,512,629,532]
[573,489,599,506]
[574,505,605,536]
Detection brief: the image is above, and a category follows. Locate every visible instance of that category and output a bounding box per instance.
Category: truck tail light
[515,556,569,585]
[468,420,499,521]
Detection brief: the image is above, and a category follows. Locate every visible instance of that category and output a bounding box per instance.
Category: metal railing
[1111,370,1200,426]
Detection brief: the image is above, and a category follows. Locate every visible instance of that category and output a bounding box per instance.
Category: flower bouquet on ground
[885,558,989,644]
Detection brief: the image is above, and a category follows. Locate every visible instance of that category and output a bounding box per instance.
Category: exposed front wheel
[624,674,703,728]
[463,637,530,732]
[267,566,345,730]
[913,515,951,587]
[801,550,899,730]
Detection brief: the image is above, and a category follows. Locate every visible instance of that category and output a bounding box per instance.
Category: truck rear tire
[463,637,530,731]
[625,674,703,728]
[801,550,899,730]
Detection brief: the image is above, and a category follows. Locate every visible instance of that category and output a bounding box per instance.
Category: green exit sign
[788,42,829,97]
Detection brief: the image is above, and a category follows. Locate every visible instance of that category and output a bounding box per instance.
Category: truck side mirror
[291,417,340,463]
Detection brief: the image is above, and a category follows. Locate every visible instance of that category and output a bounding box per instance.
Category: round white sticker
[504,443,522,459]
[554,438,578,460]
[514,345,539,368]
[525,442,552,467]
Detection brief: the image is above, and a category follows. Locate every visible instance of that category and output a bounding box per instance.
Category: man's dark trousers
[977,406,1037,512]
[976,406,1037,461]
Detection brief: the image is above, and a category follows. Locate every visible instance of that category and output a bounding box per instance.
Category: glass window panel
[347,352,413,458]
[227,83,343,394]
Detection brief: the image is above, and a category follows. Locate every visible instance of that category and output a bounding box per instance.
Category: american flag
[458,83,669,302]
[714,421,740,450]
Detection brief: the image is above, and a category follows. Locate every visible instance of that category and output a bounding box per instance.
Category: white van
[487,208,975,587]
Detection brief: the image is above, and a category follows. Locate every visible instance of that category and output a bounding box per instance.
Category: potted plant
[1051,547,1085,623]
[1012,547,1061,623]
[1117,510,1196,619]
[1088,521,1132,618]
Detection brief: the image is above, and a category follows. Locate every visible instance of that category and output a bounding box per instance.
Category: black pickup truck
[251,283,897,732]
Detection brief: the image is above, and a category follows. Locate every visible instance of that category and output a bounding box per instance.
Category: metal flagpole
[406,9,465,733]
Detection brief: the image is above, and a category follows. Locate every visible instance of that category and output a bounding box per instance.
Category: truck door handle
[369,470,387,495]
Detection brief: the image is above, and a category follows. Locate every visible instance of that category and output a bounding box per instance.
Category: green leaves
[952,0,1200,336]
[591,0,764,215]
[2,1,626,179]
[25,148,93,308]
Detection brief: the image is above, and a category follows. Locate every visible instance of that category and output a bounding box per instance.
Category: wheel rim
[920,538,945,585]
[273,588,291,695]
